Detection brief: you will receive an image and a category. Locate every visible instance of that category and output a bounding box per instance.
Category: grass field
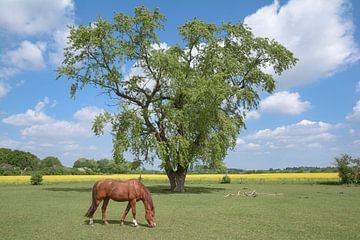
[0,180,359,240]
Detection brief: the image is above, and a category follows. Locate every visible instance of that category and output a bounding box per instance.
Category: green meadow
[0,181,359,240]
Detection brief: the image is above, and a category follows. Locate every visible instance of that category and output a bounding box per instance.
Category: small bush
[30,172,43,185]
[336,154,360,184]
[220,175,231,184]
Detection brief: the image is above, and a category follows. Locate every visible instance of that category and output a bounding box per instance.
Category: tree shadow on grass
[44,185,225,194]
[315,181,341,186]
[44,187,91,192]
[83,219,148,227]
[147,185,225,194]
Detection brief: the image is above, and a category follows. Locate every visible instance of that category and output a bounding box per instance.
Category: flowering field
[0,172,339,183]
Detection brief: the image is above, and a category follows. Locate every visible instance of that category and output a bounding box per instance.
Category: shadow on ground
[147,185,225,194]
[44,187,91,192]
[84,219,148,227]
[315,181,341,186]
[44,185,225,194]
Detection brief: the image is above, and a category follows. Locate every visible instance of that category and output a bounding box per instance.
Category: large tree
[57,7,296,192]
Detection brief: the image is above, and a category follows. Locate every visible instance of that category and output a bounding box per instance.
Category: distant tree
[73,158,99,172]
[57,7,297,191]
[0,148,12,164]
[40,156,63,168]
[0,148,40,173]
[335,154,360,184]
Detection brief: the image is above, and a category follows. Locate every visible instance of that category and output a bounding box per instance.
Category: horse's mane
[141,183,154,210]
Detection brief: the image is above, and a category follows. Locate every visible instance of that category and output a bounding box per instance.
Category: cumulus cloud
[73,106,104,123]
[0,0,74,79]
[3,41,47,70]
[346,100,360,121]
[244,0,359,89]
[2,97,104,139]
[0,82,10,98]
[260,91,311,115]
[0,0,74,35]
[245,110,261,120]
[247,120,336,149]
[3,97,54,126]
[49,28,71,65]
[236,138,261,151]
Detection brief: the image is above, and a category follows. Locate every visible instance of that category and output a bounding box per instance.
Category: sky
[0,0,359,169]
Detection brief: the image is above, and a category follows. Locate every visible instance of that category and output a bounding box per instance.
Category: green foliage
[73,157,139,174]
[56,7,297,188]
[0,148,40,174]
[30,172,43,185]
[220,174,231,184]
[335,154,360,184]
[40,156,63,168]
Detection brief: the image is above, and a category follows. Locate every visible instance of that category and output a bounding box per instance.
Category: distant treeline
[226,167,337,174]
[0,147,144,176]
[0,147,337,176]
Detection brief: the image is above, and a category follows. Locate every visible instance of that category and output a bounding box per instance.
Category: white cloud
[73,106,104,123]
[0,82,10,98]
[245,110,261,120]
[0,138,21,149]
[244,0,359,89]
[0,0,74,35]
[260,91,311,115]
[21,121,89,138]
[49,29,71,65]
[247,120,336,149]
[236,138,261,151]
[3,97,53,126]
[0,67,18,80]
[2,98,104,139]
[356,81,360,93]
[346,100,360,121]
[3,41,47,70]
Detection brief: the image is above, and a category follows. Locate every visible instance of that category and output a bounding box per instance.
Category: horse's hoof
[102,221,108,225]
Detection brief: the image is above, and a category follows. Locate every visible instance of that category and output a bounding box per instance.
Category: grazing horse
[85,179,156,227]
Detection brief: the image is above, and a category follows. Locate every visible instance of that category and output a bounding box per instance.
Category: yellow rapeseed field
[0,172,338,183]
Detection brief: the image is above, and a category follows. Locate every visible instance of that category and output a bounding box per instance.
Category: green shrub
[30,172,43,185]
[335,154,360,184]
[220,174,231,184]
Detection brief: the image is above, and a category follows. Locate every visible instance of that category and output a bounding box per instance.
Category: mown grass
[0,181,359,240]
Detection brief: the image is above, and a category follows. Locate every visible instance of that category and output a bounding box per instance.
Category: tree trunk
[166,164,187,192]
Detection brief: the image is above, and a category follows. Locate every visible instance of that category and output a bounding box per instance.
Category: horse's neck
[141,189,153,211]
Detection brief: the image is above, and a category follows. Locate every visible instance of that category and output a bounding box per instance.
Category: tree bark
[165,164,187,192]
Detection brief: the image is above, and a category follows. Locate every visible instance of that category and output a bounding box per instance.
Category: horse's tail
[85,183,98,218]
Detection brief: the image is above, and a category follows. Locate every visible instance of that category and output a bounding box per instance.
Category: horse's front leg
[130,199,138,227]
[101,198,110,225]
[120,202,131,226]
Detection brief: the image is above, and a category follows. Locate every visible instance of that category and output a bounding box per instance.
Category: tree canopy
[57,7,297,191]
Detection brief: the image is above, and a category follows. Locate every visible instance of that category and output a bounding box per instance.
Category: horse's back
[95,179,142,202]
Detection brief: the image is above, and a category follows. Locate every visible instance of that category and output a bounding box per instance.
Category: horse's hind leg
[101,198,110,225]
[89,199,101,225]
[120,202,131,226]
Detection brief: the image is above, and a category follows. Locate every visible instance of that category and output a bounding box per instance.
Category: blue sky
[0,0,359,169]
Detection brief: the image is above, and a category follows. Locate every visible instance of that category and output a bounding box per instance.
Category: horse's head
[145,208,156,227]
[141,185,156,227]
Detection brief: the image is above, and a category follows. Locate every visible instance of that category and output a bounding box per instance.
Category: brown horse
[85,179,156,227]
